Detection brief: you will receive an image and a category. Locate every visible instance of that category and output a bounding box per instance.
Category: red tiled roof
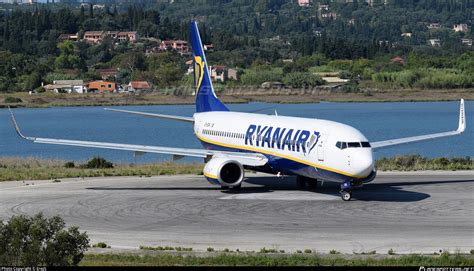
[130,81,151,89]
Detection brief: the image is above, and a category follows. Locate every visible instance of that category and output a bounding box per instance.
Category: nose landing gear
[340,190,352,201]
[340,181,353,201]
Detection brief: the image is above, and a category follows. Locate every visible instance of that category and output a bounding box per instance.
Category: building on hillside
[427,23,441,30]
[453,24,468,32]
[461,38,472,46]
[204,44,214,51]
[83,31,138,44]
[105,31,119,39]
[391,56,405,65]
[321,12,337,20]
[58,33,79,41]
[185,59,194,75]
[128,81,152,92]
[366,0,388,6]
[210,65,227,83]
[117,32,138,42]
[428,39,441,47]
[159,40,189,54]
[298,0,311,7]
[47,80,86,94]
[96,68,119,80]
[88,81,116,93]
[209,66,239,83]
[318,4,329,11]
[401,32,412,38]
[228,68,239,81]
[84,31,104,44]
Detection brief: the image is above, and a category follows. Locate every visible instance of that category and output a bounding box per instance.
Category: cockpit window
[336,141,347,149]
[337,141,371,149]
[361,142,371,148]
[347,142,361,148]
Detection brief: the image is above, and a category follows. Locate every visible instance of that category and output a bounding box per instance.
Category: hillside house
[209,66,238,83]
[84,31,104,44]
[427,23,441,30]
[391,56,405,65]
[461,38,472,46]
[453,24,468,32]
[96,68,119,80]
[159,40,189,54]
[58,33,79,41]
[88,81,116,93]
[204,44,214,51]
[298,0,311,7]
[428,39,441,47]
[128,81,152,92]
[83,31,138,44]
[118,32,138,42]
[47,80,86,94]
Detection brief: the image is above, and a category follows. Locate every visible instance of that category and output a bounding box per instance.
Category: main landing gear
[296,176,318,190]
[340,181,353,201]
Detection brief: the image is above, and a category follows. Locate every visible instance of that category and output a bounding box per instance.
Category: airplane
[8,21,466,201]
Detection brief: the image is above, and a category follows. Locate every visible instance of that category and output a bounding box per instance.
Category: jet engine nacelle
[203,157,244,187]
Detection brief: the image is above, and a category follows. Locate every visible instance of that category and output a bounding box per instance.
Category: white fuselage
[193,112,375,183]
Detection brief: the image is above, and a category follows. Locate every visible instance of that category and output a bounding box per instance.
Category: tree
[155,62,185,87]
[137,20,158,38]
[54,40,82,70]
[0,213,89,266]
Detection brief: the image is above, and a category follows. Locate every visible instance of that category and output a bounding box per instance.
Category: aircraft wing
[8,108,267,167]
[371,99,466,149]
[104,108,194,123]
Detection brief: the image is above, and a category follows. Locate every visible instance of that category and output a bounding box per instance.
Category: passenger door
[317,135,325,161]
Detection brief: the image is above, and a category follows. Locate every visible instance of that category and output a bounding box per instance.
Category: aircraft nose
[356,152,375,177]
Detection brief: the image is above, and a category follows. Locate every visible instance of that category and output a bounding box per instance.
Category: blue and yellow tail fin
[190,21,229,113]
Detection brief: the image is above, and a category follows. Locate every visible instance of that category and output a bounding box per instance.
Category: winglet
[7,107,34,141]
[457,99,466,133]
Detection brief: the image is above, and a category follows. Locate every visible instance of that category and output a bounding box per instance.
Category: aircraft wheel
[340,190,352,201]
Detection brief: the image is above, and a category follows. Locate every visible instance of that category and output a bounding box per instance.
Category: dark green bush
[0,213,89,266]
[92,242,109,249]
[81,157,114,169]
[4,96,22,103]
[64,161,75,168]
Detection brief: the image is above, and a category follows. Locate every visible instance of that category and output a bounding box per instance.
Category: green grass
[140,246,192,252]
[376,155,473,171]
[0,157,202,182]
[0,155,471,182]
[80,253,474,266]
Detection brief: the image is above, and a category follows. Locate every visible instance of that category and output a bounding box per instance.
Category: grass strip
[80,253,474,266]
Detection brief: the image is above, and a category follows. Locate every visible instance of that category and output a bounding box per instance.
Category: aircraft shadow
[243,177,474,203]
[86,177,473,203]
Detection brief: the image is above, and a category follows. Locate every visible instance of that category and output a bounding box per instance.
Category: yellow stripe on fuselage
[196,134,366,179]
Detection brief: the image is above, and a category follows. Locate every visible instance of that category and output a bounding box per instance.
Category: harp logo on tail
[194,56,205,93]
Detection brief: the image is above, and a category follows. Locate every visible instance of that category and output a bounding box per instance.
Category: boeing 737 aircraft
[9,21,466,201]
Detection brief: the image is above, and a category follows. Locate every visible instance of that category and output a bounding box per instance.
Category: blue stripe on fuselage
[199,139,354,183]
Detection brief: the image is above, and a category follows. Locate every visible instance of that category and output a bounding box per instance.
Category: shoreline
[1,88,472,108]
